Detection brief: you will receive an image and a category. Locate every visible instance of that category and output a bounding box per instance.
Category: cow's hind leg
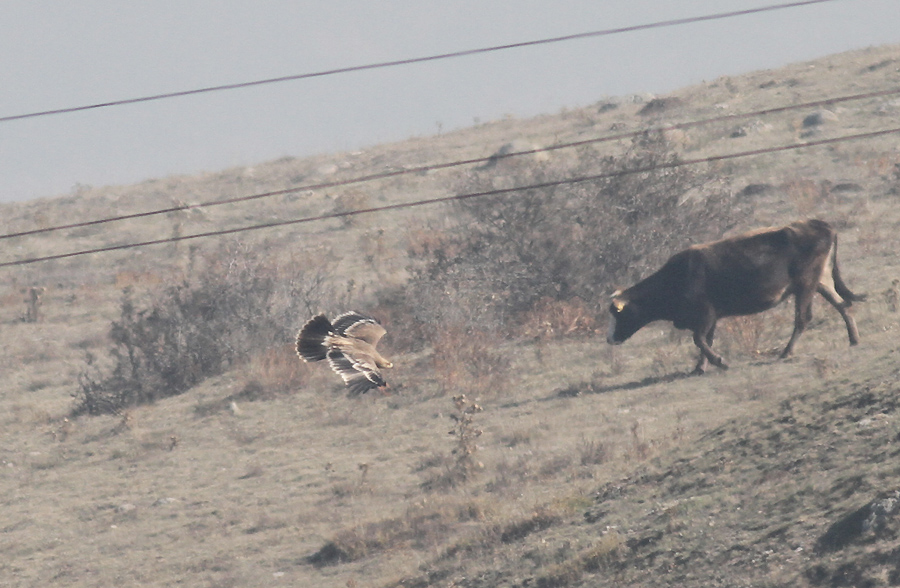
[781,288,815,358]
[817,285,861,346]
[817,237,861,345]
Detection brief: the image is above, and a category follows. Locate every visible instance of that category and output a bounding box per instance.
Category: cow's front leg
[692,317,727,374]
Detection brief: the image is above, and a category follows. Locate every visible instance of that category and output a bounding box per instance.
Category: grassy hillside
[1,44,900,587]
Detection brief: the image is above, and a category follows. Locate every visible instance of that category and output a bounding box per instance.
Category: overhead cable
[2,84,895,242]
[2,124,896,269]
[0,0,840,124]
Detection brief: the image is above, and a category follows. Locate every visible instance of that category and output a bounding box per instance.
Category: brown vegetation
[2,44,900,588]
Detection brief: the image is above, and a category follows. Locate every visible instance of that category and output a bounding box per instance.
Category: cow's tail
[831,234,866,305]
[296,314,333,362]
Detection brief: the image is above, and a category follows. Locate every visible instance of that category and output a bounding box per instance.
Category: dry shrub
[536,562,582,588]
[421,394,485,491]
[331,463,374,499]
[855,224,892,258]
[538,455,573,478]
[114,270,163,290]
[812,356,838,379]
[520,297,597,339]
[436,506,563,567]
[718,314,769,358]
[400,131,743,339]
[494,507,561,544]
[535,531,624,588]
[628,421,652,461]
[73,241,340,416]
[432,328,511,397]
[448,394,484,480]
[884,279,900,312]
[243,344,310,396]
[578,437,611,467]
[485,455,536,494]
[783,178,840,216]
[404,218,459,260]
[501,428,536,448]
[581,531,625,571]
[332,190,370,227]
[860,154,900,181]
[650,345,686,377]
[888,161,900,194]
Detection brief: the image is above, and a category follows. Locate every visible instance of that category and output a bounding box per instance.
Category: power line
[3,124,896,269]
[3,84,896,242]
[0,0,840,124]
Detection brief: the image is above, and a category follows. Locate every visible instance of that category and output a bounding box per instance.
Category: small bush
[399,131,744,338]
[421,394,485,491]
[72,242,342,416]
[332,190,370,228]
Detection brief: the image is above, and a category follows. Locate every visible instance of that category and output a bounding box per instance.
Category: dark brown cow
[607,219,864,374]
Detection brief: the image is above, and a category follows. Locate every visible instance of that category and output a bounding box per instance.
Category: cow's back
[698,220,833,317]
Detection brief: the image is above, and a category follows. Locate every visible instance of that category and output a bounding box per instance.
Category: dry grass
[430,327,512,398]
[1,43,900,588]
[521,297,598,340]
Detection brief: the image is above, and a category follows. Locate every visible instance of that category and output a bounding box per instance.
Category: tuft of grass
[578,437,611,467]
[308,499,486,567]
[534,531,624,588]
[495,507,561,544]
[628,421,653,461]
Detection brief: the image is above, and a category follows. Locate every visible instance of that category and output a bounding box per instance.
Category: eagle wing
[331,311,386,347]
[326,349,386,396]
[344,320,386,347]
[331,312,374,335]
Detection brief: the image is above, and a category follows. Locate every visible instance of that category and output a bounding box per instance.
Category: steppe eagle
[296,312,393,395]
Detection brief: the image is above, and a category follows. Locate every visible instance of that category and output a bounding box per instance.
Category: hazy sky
[1,0,898,203]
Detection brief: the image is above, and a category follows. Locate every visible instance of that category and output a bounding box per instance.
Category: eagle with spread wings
[296,312,393,395]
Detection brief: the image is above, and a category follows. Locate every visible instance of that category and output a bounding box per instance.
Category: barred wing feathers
[331,311,387,345]
[326,349,386,396]
[295,311,392,395]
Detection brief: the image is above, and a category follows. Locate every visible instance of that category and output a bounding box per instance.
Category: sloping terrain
[390,333,900,587]
[1,44,899,588]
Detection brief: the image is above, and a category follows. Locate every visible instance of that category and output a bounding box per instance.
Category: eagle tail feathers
[296,314,333,362]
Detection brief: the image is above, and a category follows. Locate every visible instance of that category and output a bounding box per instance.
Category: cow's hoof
[691,366,707,376]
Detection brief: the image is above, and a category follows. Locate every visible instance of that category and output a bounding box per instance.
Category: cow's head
[607,291,644,344]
